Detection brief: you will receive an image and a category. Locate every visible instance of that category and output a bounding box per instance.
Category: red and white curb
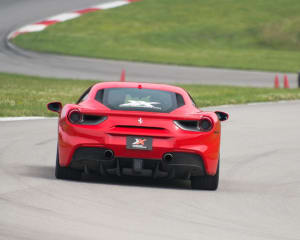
[8,0,140,39]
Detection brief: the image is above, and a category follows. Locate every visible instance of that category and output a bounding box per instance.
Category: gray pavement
[0,0,298,87]
[0,101,300,240]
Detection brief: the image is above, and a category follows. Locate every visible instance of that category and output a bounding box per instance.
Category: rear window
[95,88,184,113]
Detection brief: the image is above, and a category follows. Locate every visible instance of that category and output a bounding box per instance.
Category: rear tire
[191,160,219,190]
[55,148,82,181]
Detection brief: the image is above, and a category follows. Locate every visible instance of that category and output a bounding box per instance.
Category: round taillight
[68,109,82,124]
[199,118,213,131]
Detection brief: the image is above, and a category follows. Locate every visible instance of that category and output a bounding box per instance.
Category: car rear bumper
[69,147,206,179]
[58,121,220,175]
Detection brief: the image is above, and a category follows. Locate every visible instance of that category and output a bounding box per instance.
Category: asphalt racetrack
[0,0,300,239]
[0,0,298,87]
[1,102,300,240]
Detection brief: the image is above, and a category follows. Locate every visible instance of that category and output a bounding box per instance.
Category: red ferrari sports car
[48,82,228,190]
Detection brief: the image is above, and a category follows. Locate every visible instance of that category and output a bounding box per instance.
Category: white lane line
[203,100,300,109]
[0,117,56,122]
[2,100,300,122]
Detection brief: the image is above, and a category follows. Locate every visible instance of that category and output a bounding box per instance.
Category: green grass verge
[13,0,300,72]
[1,72,300,117]
[0,73,96,117]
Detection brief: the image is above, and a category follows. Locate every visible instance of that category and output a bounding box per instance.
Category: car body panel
[51,82,226,177]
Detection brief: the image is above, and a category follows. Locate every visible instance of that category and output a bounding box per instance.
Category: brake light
[68,109,107,125]
[174,117,213,132]
[198,117,213,131]
[68,109,82,124]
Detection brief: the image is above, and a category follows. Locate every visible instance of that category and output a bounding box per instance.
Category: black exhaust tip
[104,150,114,160]
[163,153,174,162]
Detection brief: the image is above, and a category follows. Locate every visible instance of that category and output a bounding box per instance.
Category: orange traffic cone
[274,74,279,88]
[120,69,126,82]
[284,74,290,89]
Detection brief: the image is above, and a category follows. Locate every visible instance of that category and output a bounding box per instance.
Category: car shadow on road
[83,174,192,190]
[21,165,55,180]
[22,165,192,190]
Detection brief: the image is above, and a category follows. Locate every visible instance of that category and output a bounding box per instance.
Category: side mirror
[215,111,229,121]
[47,102,62,113]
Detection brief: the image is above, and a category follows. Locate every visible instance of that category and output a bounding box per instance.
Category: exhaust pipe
[163,153,173,162]
[104,150,114,160]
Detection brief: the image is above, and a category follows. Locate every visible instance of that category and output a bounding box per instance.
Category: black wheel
[55,148,82,180]
[191,160,219,190]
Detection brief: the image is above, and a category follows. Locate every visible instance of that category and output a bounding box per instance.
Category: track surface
[0,0,298,87]
[0,101,300,240]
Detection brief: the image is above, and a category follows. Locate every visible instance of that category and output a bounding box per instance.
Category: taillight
[174,117,213,132]
[68,109,82,124]
[68,109,106,125]
[198,117,213,132]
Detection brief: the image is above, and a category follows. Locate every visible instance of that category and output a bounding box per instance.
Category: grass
[12,0,300,72]
[1,72,300,117]
[0,73,96,117]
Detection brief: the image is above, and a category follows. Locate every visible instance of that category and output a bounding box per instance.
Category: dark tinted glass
[95,88,185,113]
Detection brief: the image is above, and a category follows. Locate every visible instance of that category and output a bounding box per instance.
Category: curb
[8,0,140,39]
